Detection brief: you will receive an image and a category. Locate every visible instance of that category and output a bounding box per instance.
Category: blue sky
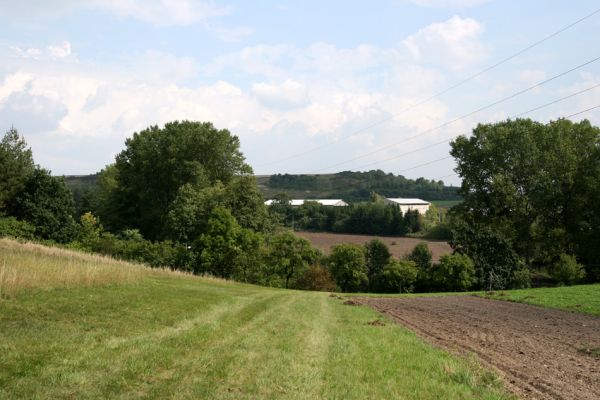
[1,0,599,185]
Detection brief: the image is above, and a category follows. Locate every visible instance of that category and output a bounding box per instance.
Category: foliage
[110,121,253,240]
[327,243,368,292]
[549,254,586,285]
[295,264,337,291]
[430,254,476,292]
[364,239,391,288]
[374,259,419,293]
[12,168,78,243]
[408,242,433,290]
[265,231,318,288]
[265,170,460,202]
[195,207,262,279]
[450,118,600,284]
[0,127,35,213]
[0,216,36,240]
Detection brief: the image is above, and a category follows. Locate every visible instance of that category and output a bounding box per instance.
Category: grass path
[0,275,512,399]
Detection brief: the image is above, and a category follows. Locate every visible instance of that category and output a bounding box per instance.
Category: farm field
[0,239,510,400]
[296,231,452,262]
[358,296,600,400]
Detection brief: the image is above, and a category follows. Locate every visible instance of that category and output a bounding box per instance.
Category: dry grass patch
[0,238,186,298]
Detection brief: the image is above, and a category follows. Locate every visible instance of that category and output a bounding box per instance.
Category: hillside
[0,239,509,399]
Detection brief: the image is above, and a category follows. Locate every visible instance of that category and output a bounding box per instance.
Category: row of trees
[267,194,445,237]
[267,170,460,202]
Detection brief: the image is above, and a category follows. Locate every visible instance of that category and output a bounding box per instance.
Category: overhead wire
[255,6,600,169]
[308,55,600,173]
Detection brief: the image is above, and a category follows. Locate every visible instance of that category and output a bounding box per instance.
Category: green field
[0,239,511,399]
[480,284,600,316]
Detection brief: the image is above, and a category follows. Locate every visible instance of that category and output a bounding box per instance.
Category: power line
[353,82,600,171]
[255,6,600,168]
[309,55,600,173]
[427,104,600,183]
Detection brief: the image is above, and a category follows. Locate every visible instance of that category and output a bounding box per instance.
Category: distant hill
[258,170,460,203]
[64,170,461,206]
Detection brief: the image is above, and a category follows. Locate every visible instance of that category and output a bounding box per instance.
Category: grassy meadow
[0,239,512,399]
[480,284,600,316]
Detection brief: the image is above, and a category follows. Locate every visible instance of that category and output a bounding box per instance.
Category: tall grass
[0,238,186,298]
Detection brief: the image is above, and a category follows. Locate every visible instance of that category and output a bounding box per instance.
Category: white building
[264,199,349,207]
[384,198,430,215]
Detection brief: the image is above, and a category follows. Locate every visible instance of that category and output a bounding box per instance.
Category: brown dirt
[295,231,452,262]
[357,296,600,400]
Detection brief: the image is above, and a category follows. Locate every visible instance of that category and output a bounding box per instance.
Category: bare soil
[295,231,452,262]
[357,296,600,400]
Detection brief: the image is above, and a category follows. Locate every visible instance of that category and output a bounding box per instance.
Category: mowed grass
[480,284,600,316]
[0,239,512,399]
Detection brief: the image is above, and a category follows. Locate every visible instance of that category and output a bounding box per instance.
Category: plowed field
[358,296,600,400]
[296,232,452,262]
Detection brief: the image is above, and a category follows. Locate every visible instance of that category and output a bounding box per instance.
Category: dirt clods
[356,295,600,400]
[367,319,386,326]
[343,299,361,306]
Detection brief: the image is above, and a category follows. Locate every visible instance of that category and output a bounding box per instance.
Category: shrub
[364,239,391,288]
[374,259,419,293]
[510,267,531,289]
[549,254,585,285]
[0,216,36,240]
[431,253,476,292]
[295,265,337,292]
[327,243,368,292]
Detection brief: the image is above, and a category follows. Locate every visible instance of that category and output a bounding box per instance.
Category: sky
[0,0,599,186]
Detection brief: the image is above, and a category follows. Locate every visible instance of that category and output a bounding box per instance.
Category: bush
[295,265,337,292]
[374,259,418,293]
[327,243,368,292]
[364,239,391,288]
[0,216,36,239]
[431,253,476,292]
[549,254,585,285]
[510,267,531,289]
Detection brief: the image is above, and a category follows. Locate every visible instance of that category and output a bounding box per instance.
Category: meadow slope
[0,239,510,399]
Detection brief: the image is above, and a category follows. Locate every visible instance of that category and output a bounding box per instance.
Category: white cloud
[403,15,488,69]
[252,80,309,110]
[407,0,489,7]
[95,0,229,27]
[47,41,72,59]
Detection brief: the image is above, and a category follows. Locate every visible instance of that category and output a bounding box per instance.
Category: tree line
[2,117,599,293]
[266,170,460,202]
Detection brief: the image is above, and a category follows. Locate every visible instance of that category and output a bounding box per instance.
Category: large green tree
[450,118,600,287]
[109,121,253,239]
[328,243,368,292]
[0,128,34,213]
[13,168,78,243]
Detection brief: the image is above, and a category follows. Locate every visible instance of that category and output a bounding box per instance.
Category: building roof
[385,198,430,205]
[264,199,348,206]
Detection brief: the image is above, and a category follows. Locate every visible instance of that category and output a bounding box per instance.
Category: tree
[549,253,585,285]
[430,253,476,292]
[407,242,433,290]
[328,244,368,292]
[450,118,600,285]
[267,231,318,288]
[0,127,34,213]
[375,259,419,293]
[195,207,261,279]
[13,168,77,243]
[364,239,391,289]
[111,121,252,240]
[295,265,337,292]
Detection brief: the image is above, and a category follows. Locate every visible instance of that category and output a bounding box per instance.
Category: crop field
[0,239,510,399]
[296,231,452,262]
[359,295,600,400]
